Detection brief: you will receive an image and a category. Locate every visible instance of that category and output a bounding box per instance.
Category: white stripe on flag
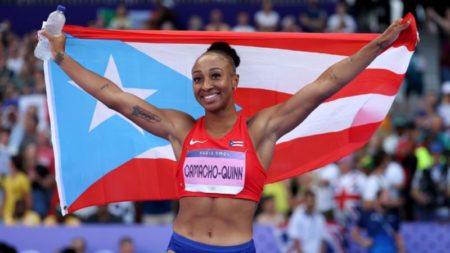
[128,43,412,94]
[277,94,394,144]
[44,61,69,215]
[136,144,176,160]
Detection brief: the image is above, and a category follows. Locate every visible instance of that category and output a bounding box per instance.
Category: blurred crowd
[0,236,136,253]
[1,0,450,252]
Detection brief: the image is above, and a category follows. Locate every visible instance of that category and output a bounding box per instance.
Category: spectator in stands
[427,6,450,82]
[312,163,339,221]
[382,153,406,232]
[85,205,122,223]
[36,130,54,171]
[404,49,426,98]
[438,82,450,130]
[109,3,132,30]
[141,200,174,224]
[394,121,418,221]
[186,15,203,31]
[291,173,316,208]
[411,141,448,221]
[42,206,81,226]
[255,195,286,227]
[333,154,366,227]
[205,9,230,31]
[287,190,327,253]
[5,43,23,77]
[362,150,389,210]
[419,112,450,156]
[33,70,46,94]
[0,20,13,49]
[280,16,302,32]
[263,181,291,216]
[108,201,135,224]
[299,0,327,33]
[12,57,36,94]
[382,147,405,212]
[354,0,391,33]
[0,127,9,217]
[87,16,106,29]
[352,190,405,253]
[254,0,280,31]
[0,190,3,220]
[23,143,52,218]
[2,106,22,156]
[70,237,87,253]
[147,0,177,30]
[0,155,31,222]
[18,106,39,155]
[426,6,450,34]
[4,198,40,225]
[232,11,256,32]
[161,21,176,30]
[0,52,14,88]
[0,127,11,176]
[413,92,446,148]
[119,237,135,253]
[326,1,357,33]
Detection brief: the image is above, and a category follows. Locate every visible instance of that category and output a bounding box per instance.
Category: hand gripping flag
[45,14,417,214]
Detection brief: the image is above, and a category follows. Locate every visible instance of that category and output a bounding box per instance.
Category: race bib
[182,149,246,195]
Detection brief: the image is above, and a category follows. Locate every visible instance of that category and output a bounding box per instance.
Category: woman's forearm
[316,36,386,95]
[53,51,123,109]
[316,19,409,98]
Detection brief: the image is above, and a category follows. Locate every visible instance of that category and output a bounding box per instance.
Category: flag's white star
[69,55,157,134]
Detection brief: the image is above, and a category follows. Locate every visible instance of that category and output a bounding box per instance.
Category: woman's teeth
[204,93,218,102]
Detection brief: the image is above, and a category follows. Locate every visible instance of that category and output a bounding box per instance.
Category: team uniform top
[177,112,267,202]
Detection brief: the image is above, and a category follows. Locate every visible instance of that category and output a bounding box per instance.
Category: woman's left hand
[376,18,411,50]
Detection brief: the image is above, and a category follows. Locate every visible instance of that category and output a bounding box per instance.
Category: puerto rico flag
[45,14,417,214]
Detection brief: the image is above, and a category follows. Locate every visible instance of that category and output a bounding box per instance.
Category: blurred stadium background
[1,0,450,252]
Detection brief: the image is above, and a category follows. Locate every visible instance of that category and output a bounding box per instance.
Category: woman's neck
[204,107,238,139]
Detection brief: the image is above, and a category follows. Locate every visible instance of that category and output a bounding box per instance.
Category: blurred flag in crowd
[44,14,417,214]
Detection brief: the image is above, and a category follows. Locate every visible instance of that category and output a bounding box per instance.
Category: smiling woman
[40,16,410,252]
[192,42,240,113]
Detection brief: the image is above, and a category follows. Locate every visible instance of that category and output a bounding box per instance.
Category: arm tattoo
[54,52,65,65]
[329,68,338,81]
[100,83,110,90]
[376,41,388,50]
[132,105,161,123]
[348,55,354,63]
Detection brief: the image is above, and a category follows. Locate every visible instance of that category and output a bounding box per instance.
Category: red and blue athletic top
[177,113,267,202]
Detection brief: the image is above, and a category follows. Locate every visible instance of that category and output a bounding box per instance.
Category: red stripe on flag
[64,25,377,55]
[68,158,178,213]
[68,123,379,211]
[325,69,404,102]
[63,13,416,55]
[266,122,380,183]
[236,88,291,117]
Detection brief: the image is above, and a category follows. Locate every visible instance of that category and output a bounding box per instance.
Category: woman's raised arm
[248,18,410,167]
[41,31,195,157]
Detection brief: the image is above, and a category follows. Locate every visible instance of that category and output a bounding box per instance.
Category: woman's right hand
[39,30,67,60]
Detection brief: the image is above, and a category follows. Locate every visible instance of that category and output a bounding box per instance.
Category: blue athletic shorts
[166,232,256,253]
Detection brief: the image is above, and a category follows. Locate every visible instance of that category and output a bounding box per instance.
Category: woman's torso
[173,113,266,245]
[173,197,257,245]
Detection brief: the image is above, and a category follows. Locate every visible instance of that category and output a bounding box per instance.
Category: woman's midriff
[173,196,258,246]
